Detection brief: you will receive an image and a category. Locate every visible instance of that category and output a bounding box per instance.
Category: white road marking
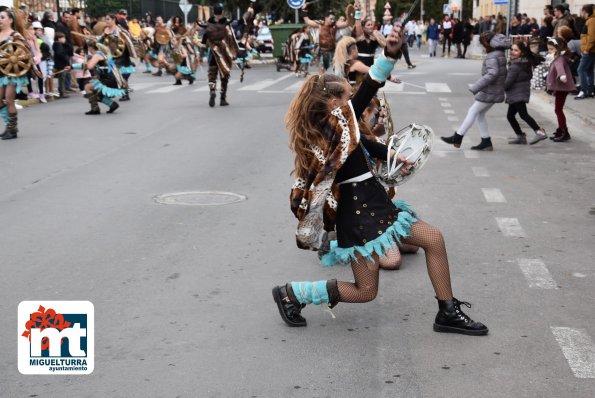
[425,82,452,93]
[438,97,448,101]
[146,85,185,94]
[495,217,526,237]
[482,188,506,203]
[517,259,558,289]
[193,79,238,92]
[433,150,457,158]
[463,150,479,158]
[573,272,587,278]
[447,116,459,122]
[472,166,490,177]
[131,82,170,91]
[551,327,595,378]
[402,81,426,90]
[443,109,455,114]
[440,102,451,107]
[238,74,293,91]
[283,80,304,92]
[448,72,476,76]
[382,83,405,92]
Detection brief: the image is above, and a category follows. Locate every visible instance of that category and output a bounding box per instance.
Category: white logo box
[18,301,94,375]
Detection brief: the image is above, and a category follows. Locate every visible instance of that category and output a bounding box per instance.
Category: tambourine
[377,123,434,186]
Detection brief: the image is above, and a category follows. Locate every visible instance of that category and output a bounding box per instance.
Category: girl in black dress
[272,29,488,336]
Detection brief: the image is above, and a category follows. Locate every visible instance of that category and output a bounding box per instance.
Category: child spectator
[72,47,91,91]
[546,35,576,142]
[52,32,71,98]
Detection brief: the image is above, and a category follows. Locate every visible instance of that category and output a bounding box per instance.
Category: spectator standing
[381,15,393,37]
[553,5,574,33]
[576,4,595,99]
[55,11,74,92]
[441,15,453,57]
[461,17,473,58]
[415,19,423,49]
[510,15,520,35]
[538,16,554,53]
[453,18,464,58]
[427,18,439,57]
[406,18,416,48]
[34,21,51,102]
[546,36,576,142]
[52,32,71,99]
[494,15,506,34]
[393,21,416,68]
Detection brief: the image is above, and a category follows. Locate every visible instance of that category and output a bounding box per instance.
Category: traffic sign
[287,0,306,10]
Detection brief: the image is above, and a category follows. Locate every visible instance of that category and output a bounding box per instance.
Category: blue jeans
[578,53,595,95]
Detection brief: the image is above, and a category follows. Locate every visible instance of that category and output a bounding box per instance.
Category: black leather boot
[553,128,570,142]
[107,101,120,114]
[209,87,216,107]
[1,112,18,140]
[441,132,463,148]
[173,80,182,86]
[220,97,229,106]
[434,298,488,336]
[550,128,563,140]
[471,137,493,151]
[272,284,306,327]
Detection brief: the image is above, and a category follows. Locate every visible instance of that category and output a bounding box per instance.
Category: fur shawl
[290,102,361,250]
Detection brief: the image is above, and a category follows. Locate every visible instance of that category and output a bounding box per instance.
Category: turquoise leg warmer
[146,63,152,72]
[369,54,396,83]
[290,280,330,305]
[100,97,113,106]
[0,106,8,124]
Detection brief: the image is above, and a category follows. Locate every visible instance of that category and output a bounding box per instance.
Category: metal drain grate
[154,191,247,206]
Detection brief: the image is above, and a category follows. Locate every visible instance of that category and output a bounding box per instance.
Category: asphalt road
[1,51,594,397]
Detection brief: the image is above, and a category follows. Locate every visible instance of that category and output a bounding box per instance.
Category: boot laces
[454,299,473,322]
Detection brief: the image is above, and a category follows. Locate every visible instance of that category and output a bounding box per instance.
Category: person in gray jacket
[442,32,510,150]
[505,41,548,144]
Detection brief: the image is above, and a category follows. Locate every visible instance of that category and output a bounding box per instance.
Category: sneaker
[508,135,527,144]
[529,129,548,145]
[575,91,587,100]
[408,64,416,69]
[38,94,47,103]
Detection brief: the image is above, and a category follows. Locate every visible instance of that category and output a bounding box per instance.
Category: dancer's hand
[384,29,404,59]
[397,154,413,176]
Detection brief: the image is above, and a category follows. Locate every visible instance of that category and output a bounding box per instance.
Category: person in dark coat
[452,18,464,58]
[505,42,547,145]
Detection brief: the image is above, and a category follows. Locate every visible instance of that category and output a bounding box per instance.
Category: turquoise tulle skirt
[176,65,195,77]
[321,199,418,267]
[91,78,125,98]
[0,75,29,94]
[118,65,136,75]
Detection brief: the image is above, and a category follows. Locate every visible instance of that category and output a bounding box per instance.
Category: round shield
[0,41,33,77]
[103,33,126,58]
[377,124,434,186]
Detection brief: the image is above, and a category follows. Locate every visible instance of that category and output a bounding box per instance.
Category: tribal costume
[75,45,125,115]
[170,37,196,85]
[201,11,238,107]
[102,27,136,101]
[0,31,31,140]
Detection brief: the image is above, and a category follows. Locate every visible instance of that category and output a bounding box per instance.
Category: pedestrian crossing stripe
[131,76,452,95]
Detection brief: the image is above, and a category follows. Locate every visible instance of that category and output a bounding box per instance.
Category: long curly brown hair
[286,73,348,179]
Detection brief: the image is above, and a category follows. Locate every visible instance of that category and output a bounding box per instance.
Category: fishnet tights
[401,221,453,300]
[336,221,453,303]
[379,248,402,270]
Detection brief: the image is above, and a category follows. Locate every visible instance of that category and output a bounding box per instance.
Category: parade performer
[333,37,400,87]
[168,36,196,85]
[0,8,31,140]
[151,16,173,77]
[74,41,125,115]
[272,28,488,336]
[201,3,238,107]
[301,4,350,73]
[102,14,136,101]
[352,4,386,67]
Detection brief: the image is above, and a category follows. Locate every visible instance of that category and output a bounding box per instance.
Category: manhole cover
[154,191,247,206]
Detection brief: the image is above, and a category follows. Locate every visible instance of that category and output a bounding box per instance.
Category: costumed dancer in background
[101,13,136,101]
[74,41,125,115]
[272,28,488,336]
[352,3,386,67]
[0,7,31,140]
[333,36,400,87]
[301,4,350,73]
[151,16,173,77]
[201,3,238,107]
[167,36,196,85]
